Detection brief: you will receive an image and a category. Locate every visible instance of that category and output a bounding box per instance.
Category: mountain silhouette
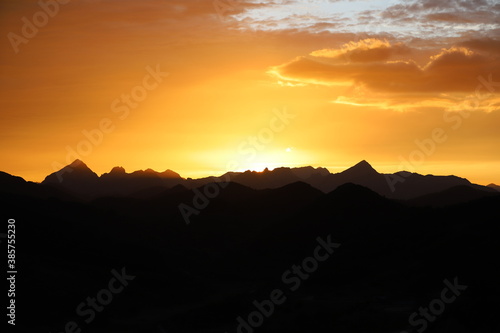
[99,165,182,196]
[0,171,74,200]
[220,166,329,189]
[304,161,495,200]
[42,159,99,198]
[2,161,500,333]
[339,159,378,177]
[43,160,183,198]
[19,159,497,201]
[488,183,500,191]
[307,160,389,195]
[407,184,500,207]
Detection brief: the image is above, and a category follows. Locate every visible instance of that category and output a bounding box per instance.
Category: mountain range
[3,159,488,204]
[2,160,500,332]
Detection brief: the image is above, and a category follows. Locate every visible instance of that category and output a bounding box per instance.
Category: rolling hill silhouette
[407,184,500,207]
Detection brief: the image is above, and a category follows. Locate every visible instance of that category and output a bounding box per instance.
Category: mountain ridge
[488,183,500,191]
[1,160,496,202]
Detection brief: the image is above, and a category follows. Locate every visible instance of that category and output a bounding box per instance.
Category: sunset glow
[1,0,499,184]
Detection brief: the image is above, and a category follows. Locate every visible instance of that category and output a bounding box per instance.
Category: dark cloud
[271,39,500,111]
[459,38,500,55]
[425,12,472,23]
[380,0,499,34]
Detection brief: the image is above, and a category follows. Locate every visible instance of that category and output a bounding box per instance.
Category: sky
[1,0,499,185]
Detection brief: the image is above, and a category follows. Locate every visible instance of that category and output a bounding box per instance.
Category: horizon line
[3,159,498,187]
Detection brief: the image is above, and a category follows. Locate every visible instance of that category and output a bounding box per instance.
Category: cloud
[425,12,473,23]
[381,0,500,27]
[459,38,500,55]
[310,38,411,63]
[270,39,500,111]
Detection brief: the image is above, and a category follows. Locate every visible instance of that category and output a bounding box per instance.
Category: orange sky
[1,0,499,185]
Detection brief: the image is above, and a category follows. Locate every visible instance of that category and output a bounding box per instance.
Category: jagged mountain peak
[100,166,127,178]
[110,166,126,174]
[68,159,91,170]
[340,160,378,177]
[42,159,99,188]
[353,160,374,169]
[45,159,97,178]
[159,169,182,178]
